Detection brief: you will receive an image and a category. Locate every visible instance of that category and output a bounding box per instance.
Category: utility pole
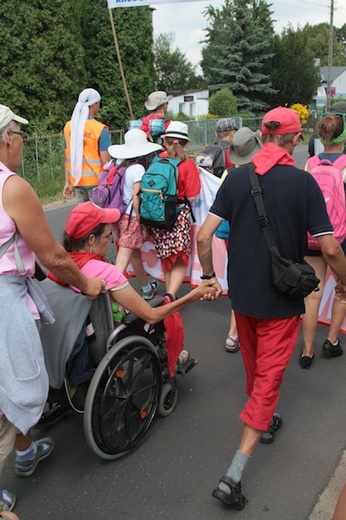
[326,0,334,111]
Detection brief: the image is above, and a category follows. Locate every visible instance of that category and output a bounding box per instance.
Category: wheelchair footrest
[176,357,198,376]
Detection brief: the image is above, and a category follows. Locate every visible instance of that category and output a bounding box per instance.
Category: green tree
[302,23,346,66]
[208,88,238,117]
[268,26,320,106]
[81,2,156,129]
[0,0,87,132]
[153,33,206,90]
[201,0,276,115]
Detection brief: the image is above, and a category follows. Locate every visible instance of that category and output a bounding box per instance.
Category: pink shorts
[117,214,144,249]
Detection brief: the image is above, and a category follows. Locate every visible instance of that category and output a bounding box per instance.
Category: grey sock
[218,451,251,494]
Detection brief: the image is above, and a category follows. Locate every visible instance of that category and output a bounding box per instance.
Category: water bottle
[111,302,125,325]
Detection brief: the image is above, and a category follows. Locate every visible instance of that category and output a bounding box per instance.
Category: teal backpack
[139,156,182,229]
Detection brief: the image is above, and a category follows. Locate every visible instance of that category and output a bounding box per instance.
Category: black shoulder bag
[249,164,320,300]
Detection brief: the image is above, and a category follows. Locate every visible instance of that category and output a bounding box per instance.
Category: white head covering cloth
[70,88,101,185]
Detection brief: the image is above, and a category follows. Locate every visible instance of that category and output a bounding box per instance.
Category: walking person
[300,112,346,368]
[63,88,111,202]
[0,104,105,514]
[140,91,172,143]
[197,106,346,509]
[150,122,201,299]
[108,129,162,299]
[223,127,262,353]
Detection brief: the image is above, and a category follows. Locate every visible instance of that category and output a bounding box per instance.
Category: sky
[151,0,346,68]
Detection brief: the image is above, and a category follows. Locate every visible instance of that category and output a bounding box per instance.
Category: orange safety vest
[64,118,106,187]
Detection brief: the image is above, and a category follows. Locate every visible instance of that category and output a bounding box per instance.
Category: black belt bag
[249,165,320,300]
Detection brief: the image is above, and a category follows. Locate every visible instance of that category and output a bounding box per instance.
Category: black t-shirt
[210,164,333,319]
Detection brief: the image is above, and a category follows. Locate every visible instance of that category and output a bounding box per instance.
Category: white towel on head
[70,88,101,186]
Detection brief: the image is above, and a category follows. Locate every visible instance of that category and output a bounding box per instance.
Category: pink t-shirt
[79,260,128,291]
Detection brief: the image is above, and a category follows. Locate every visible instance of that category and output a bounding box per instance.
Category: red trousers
[235,312,300,431]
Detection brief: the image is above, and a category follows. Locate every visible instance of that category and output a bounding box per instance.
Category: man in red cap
[197,107,346,509]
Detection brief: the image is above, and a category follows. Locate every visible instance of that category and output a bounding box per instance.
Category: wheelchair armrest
[122,295,165,325]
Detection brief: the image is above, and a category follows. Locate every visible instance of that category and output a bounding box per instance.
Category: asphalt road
[4,144,346,519]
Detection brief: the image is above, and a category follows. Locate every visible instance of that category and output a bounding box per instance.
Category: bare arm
[318,235,346,285]
[112,280,217,324]
[3,175,104,298]
[332,484,346,520]
[100,150,110,168]
[132,180,141,217]
[63,148,74,199]
[197,213,224,298]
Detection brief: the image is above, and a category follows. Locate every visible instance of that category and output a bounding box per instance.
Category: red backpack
[307,155,346,249]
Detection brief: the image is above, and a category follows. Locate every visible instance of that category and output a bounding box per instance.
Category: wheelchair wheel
[157,379,178,418]
[83,336,162,460]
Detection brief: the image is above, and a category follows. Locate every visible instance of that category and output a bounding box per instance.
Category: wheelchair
[38,279,196,460]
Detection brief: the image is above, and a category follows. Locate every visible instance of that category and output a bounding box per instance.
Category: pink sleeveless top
[0,163,38,317]
[0,163,35,276]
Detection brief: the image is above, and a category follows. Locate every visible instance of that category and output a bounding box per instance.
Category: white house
[319,66,346,98]
[168,89,209,118]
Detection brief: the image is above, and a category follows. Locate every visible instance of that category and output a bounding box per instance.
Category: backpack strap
[307,155,323,169]
[0,231,25,273]
[333,155,346,171]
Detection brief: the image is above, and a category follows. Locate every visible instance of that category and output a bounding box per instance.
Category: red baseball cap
[65,202,121,240]
[261,107,302,135]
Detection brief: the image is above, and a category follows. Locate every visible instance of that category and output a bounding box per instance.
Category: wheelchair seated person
[42,203,216,399]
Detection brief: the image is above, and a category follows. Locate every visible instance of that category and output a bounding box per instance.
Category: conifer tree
[268,27,320,106]
[201,0,276,115]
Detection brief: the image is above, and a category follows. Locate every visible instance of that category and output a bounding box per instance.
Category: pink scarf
[252,143,296,175]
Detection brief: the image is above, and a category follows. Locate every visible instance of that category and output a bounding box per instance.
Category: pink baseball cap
[261,107,302,135]
[65,202,121,240]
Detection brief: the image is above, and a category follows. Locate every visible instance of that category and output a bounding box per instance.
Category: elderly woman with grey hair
[0,104,105,513]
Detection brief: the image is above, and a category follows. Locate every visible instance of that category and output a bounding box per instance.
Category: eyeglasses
[100,232,113,242]
[9,130,28,140]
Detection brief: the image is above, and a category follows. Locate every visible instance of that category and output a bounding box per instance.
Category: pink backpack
[307,155,346,249]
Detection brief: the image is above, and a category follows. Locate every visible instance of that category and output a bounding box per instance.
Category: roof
[320,66,346,82]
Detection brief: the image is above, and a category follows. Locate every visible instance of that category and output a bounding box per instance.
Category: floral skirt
[116,214,144,249]
[151,206,192,271]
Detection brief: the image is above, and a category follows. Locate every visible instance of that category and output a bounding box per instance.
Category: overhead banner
[108,0,201,8]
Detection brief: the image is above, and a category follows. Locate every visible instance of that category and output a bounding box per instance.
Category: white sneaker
[225,335,240,353]
[142,280,158,300]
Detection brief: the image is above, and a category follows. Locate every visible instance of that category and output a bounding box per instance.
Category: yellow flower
[290,103,309,126]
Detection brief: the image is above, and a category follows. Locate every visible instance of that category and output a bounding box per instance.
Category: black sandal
[260,412,283,444]
[212,476,246,510]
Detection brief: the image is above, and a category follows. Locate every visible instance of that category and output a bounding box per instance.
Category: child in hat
[108,129,162,299]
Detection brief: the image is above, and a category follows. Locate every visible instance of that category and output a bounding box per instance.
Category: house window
[189,103,195,117]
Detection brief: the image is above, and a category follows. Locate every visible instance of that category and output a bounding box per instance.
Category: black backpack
[197,144,227,178]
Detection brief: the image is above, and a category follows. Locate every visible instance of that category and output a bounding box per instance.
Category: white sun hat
[108,129,162,159]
